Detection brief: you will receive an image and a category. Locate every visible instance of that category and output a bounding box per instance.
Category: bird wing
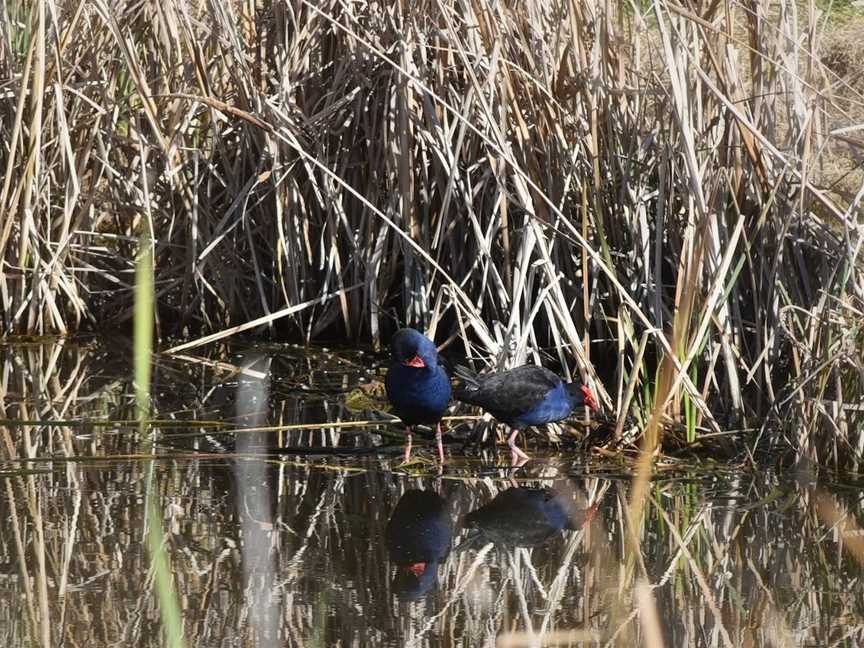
[455,365,560,422]
[453,364,480,388]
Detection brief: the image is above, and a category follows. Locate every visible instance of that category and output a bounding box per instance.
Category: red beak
[407,562,427,576]
[403,354,426,368]
[581,385,599,412]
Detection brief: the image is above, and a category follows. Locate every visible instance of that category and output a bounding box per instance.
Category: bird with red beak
[385,328,452,463]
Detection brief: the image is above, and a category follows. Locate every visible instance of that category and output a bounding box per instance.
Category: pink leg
[507,429,530,467]
[435,423,445,463]
[403,427,413,463]
[582,502,600,528]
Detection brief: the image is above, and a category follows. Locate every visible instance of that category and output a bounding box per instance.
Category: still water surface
[1,339,863,646]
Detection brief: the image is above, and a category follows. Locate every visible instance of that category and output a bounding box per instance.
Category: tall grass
[136,243,187,648]
[1,0,862,463]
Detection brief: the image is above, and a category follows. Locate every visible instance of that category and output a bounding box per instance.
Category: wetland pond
[1,339,863,647]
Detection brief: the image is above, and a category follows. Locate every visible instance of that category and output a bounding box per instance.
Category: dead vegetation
[0,1,862,464]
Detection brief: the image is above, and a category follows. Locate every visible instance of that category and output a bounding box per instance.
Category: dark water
[2,339,863,647]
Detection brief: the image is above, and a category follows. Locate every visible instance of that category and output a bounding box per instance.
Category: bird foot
[505,429,529,467]
[509,451,530,468]
[435,424,445,464]
[507,439,530,465]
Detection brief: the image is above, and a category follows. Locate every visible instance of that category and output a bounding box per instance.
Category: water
[1,339,863,647]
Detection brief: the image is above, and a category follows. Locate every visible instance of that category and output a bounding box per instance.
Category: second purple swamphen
[455,364,599,465]
[459,487,595,549]
[385,328,452,463]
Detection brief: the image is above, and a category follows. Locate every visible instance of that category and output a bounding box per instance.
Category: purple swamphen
[385,328,452,463]
[385,490,452,600]
[454,364,598,465]
[459,487,597,549]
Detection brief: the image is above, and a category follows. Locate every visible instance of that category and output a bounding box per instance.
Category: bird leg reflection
[507,429,530,467]
[434,462,444,495]
[403,427,413,463]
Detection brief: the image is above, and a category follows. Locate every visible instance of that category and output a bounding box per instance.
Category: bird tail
[453,364,481,403]
[454,528,485,552]
[453,364,479,386]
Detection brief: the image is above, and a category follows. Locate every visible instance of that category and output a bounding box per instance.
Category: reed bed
[1,1,862,463]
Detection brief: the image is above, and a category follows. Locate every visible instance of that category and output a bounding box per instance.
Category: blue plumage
[454,364,598,465]
[459,487,590,549]
[384,328,452,462]
[508,381,576,428]
[385,490,452,600]
[385,363,451,426]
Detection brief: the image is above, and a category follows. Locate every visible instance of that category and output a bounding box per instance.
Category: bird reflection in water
[385,489,453,601]
[460,486,595,549]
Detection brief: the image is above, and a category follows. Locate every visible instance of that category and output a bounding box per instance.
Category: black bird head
[390,328,440,369]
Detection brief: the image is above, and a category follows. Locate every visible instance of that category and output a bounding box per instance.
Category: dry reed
[0,1,862,465]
